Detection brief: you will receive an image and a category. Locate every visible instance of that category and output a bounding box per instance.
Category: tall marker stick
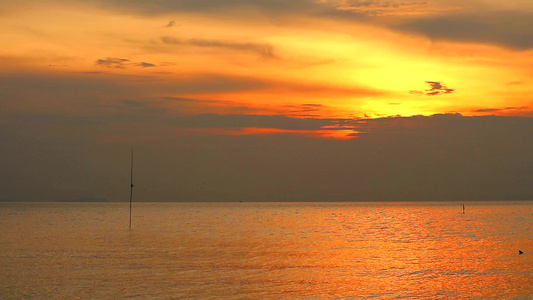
[129,148,134,229]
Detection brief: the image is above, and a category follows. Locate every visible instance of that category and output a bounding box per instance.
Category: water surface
[1,201,531,299]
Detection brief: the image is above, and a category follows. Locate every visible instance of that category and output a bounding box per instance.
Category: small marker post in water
[129,148,134,230]
[463,204,465,214]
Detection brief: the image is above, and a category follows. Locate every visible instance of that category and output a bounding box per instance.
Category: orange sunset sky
[2,0,532,122]
[0,0,532,202]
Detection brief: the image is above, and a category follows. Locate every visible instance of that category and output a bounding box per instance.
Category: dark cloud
[95,57,130,68]
[1,112,531,202]
[332,0,428,14]
[396,11,533,49]
[340,0,427,8]
[190,38,276,58]
[162,96,228,104]
[0,72,271,130]
[5,71,377,113]
[168,74,266,94]
[161,96,255,114]
[410,81,454,96]
[285,103,325,116]
[0,73,291,122]
[164,20,176,27]
[23,1,532,53]
[473,106,529,113]
[162,97,332,117]
[167,113,333,130]
[425,81,454,95]
[96,58,157,69]
[0,72,130,97]
[67,0,368,25]
[136,62,156,67]
[99,0,323,15]
[342,0,387,8]
[161,36,277,59]
[162,96,206,103]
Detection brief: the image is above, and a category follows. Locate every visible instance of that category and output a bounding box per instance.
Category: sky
[0,0,532,202]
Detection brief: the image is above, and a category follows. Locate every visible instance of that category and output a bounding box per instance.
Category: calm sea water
[1,201,531,299]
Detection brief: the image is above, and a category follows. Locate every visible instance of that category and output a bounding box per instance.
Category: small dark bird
[519,250,523,255]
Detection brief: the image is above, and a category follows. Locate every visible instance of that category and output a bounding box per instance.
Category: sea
[1,201,531,299]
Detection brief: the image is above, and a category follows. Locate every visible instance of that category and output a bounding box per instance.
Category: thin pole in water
[462,204,465,214]
[129,148,134,229]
